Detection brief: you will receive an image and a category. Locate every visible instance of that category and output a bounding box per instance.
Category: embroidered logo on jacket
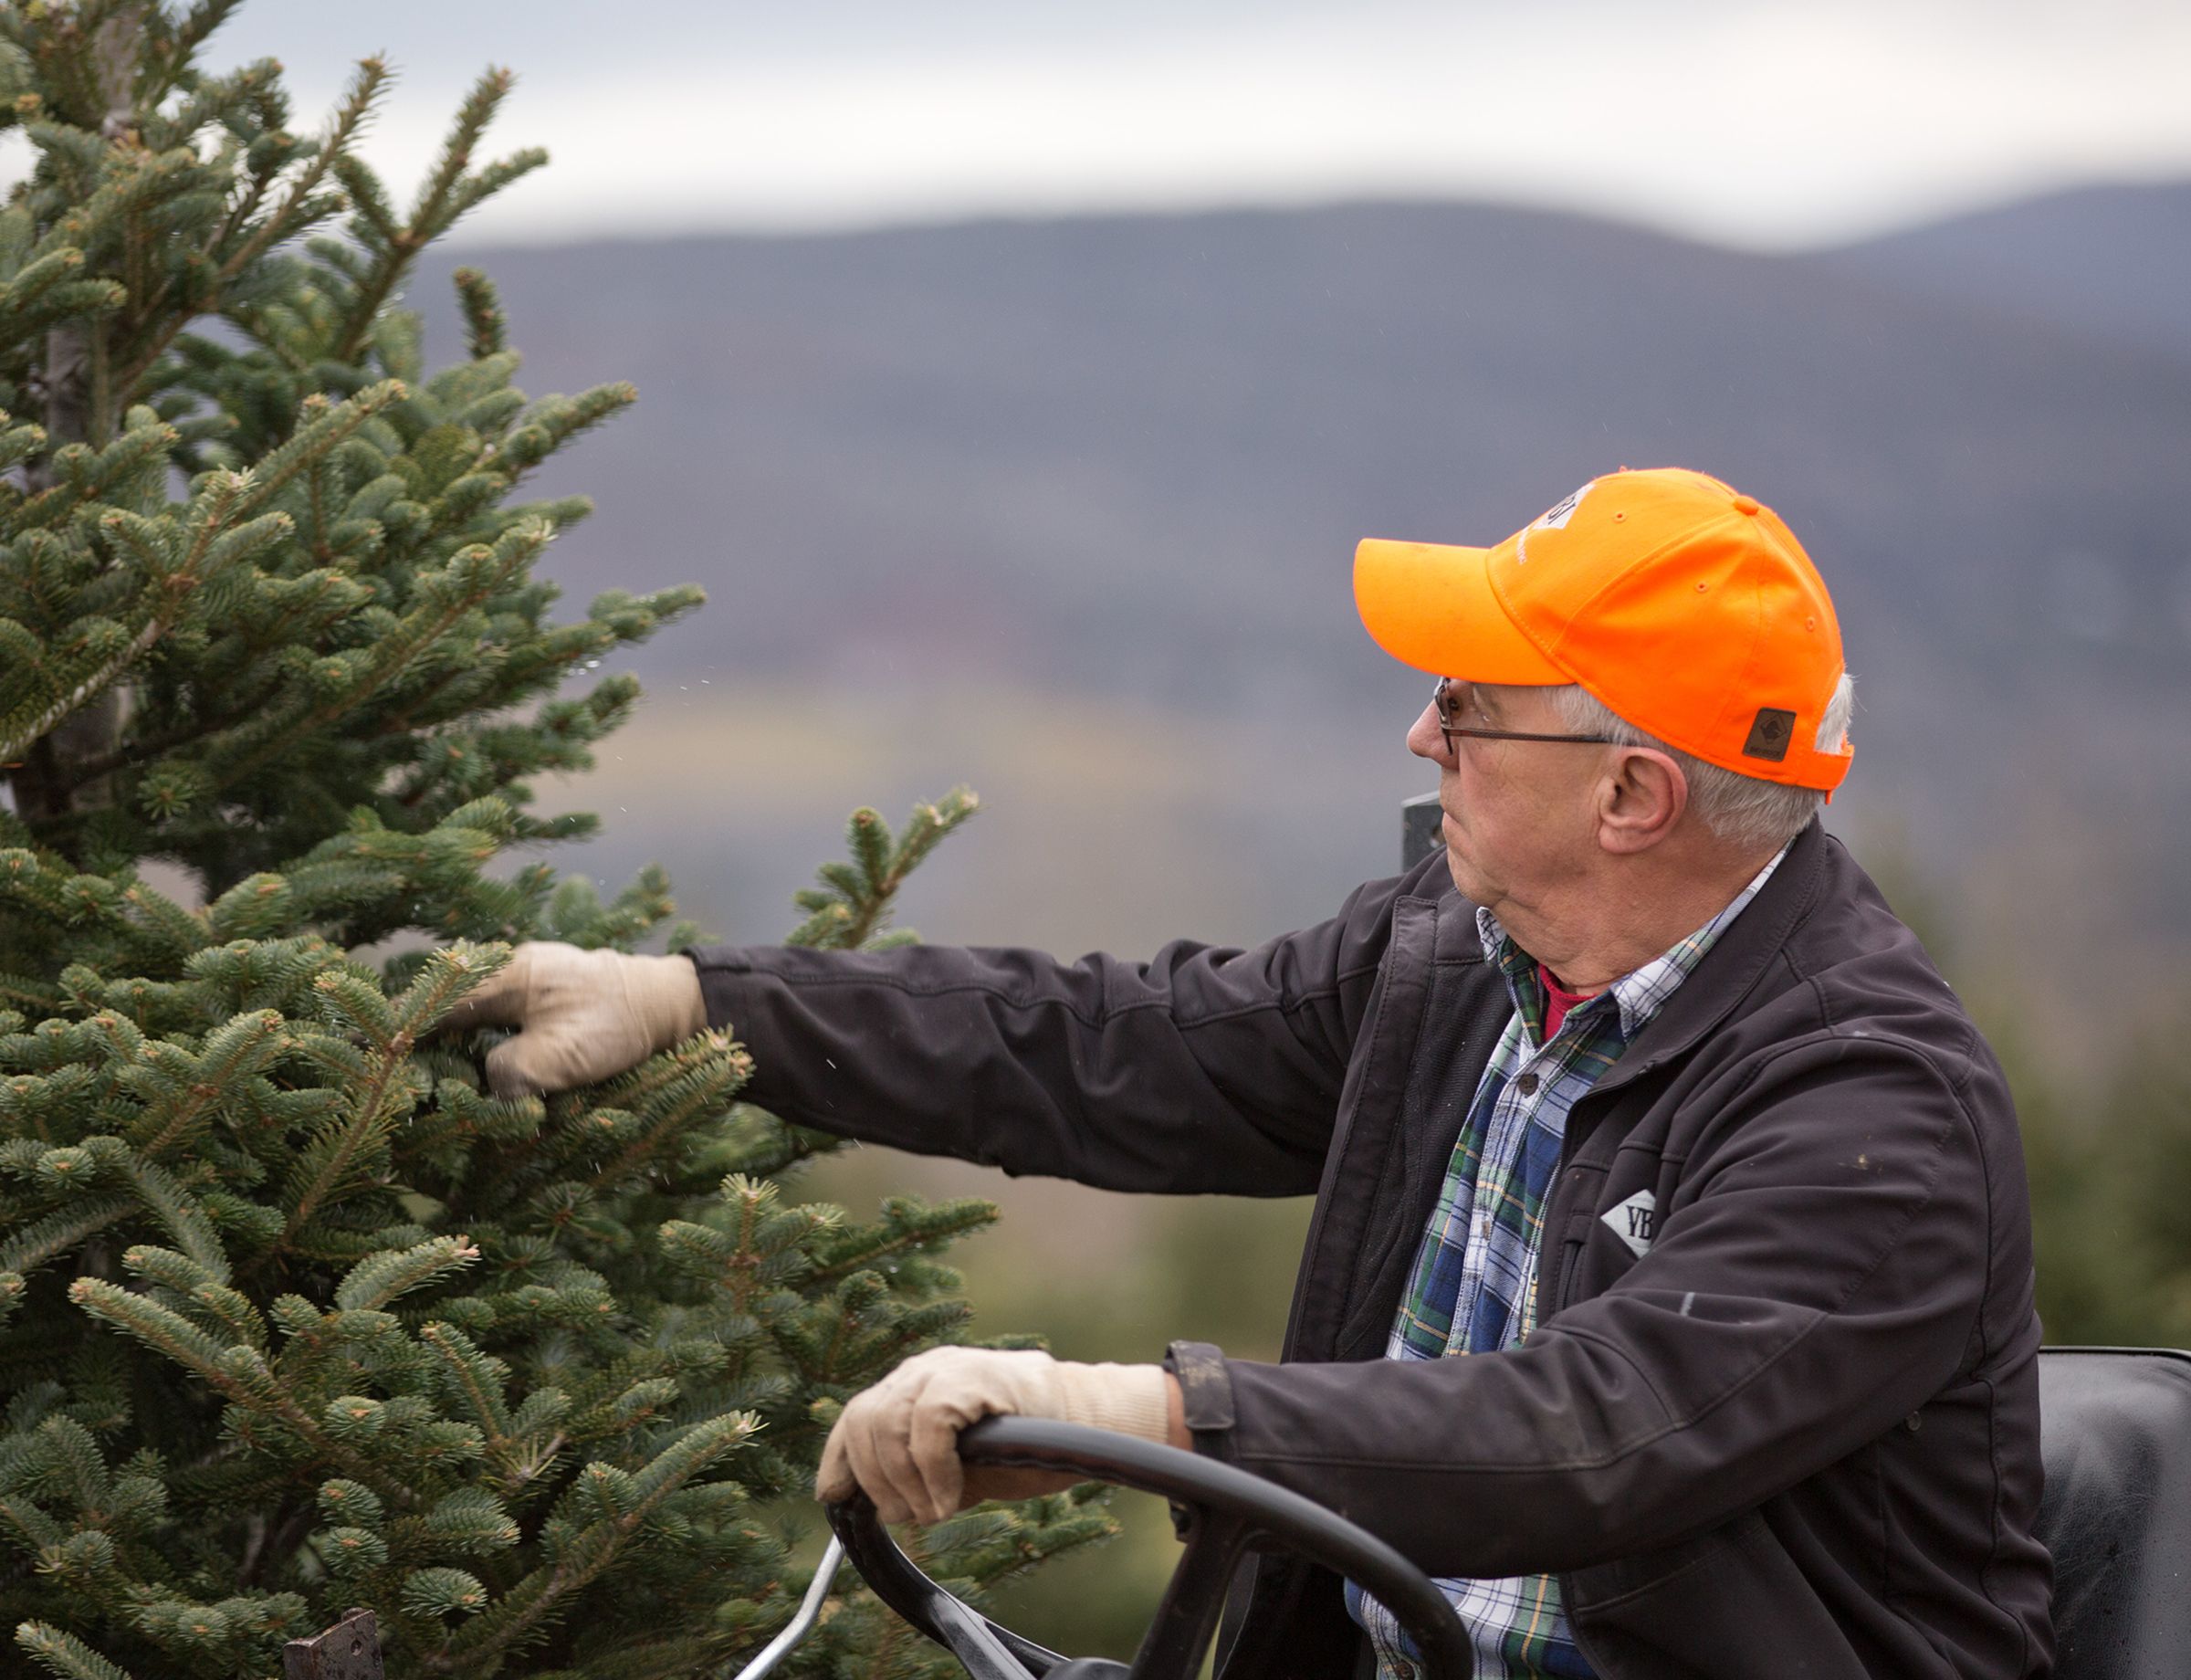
[1602,1188,1657,1258]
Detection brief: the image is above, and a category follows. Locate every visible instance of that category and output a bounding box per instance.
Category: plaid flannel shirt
[1346,842,1789,1680]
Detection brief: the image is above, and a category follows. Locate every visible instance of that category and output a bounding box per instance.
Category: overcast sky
[173,0,2191,249]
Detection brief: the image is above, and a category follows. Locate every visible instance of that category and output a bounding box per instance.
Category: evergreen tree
[0,6,1108,1675]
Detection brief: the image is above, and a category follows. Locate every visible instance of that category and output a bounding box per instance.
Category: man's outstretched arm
[434,857,1444,1198]
[680,910,1387,1197]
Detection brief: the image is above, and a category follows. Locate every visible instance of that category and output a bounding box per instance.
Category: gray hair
[1501,673,1855,855]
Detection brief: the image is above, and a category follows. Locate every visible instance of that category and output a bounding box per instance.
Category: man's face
[1406,679,1605,918]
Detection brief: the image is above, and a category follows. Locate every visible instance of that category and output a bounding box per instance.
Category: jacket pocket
[1548,1190,1606,1315]
[1566,1513,1874,1680]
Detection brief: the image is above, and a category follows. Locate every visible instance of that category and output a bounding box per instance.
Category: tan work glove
[816,1347,1171,1526]
[435,940,709,1097]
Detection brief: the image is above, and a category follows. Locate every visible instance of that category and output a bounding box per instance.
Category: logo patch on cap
[1515,479,1594,565]
[1742,708,1797,761]
[1536,481,1592,531]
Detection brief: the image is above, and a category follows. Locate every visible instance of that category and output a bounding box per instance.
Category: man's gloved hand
[435,940,709,1097]
[815,1347,1172,1526]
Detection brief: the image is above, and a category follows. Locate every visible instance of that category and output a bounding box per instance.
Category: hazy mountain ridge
[1824,181,2191,364]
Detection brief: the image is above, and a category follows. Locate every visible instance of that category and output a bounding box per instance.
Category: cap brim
[1353,538,1566,682]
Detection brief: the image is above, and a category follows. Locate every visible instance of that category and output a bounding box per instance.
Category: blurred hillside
[415,182,2191,1066]
[1825,181,2191,362]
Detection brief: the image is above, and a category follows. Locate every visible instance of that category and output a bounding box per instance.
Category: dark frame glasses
[1431,677,1622,753]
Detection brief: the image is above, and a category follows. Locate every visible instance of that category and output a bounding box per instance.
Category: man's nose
[1407,701,1450,763]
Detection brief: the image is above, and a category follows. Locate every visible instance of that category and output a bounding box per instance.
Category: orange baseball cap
[1354,467,1852,793]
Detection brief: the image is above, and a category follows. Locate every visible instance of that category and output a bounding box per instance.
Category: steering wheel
[823,1416,1472,1680]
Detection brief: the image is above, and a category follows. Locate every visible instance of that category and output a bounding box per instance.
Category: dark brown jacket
[686,819,2051,1677]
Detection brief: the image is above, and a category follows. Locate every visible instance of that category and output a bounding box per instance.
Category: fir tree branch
[217,58,386,289]
[123,1007,284,1160]
[0,457,303,769]
[582,1050,751,1196]
[330,68,531,367]
[424,1412,757,1671]
[785,790,980,950]
[58,564,372,792]
[0,1193,132,1276]
[452,267,506,360]
[14,1620,133,1680]
[417,1321,511,1454]
[139,2,250,110]
[69,1276,415,1511]
[333,1234,478,1313]
[113,1153,226,1280]
[207,515,541,793]
[221,376,406,520]
[0,1486,66,1552]
[5,411,171,540]
[121,1244,261,1348]
[267,1029,417,1259]
[108,57,390,403]
[805,1196,1000,1285]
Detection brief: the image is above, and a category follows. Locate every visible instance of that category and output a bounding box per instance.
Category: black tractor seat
[2039,1347,2191,1678]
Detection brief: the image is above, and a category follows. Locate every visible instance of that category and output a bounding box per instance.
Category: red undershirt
[1537,962,1596,1040]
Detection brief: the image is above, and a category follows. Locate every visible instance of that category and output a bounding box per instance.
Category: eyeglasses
[1431,677,1622,754]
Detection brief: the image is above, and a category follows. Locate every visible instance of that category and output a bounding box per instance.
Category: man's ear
[1598,746,1687,855]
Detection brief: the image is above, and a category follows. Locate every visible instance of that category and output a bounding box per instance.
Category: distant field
[521,677,1432,961]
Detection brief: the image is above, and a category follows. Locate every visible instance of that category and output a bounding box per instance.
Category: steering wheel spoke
[926,1587,1054,1680]
[825,1490,1065,1677]
[1128,1504,1254,1680]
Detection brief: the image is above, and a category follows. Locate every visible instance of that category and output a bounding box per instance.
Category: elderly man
[447,468,2050,1680]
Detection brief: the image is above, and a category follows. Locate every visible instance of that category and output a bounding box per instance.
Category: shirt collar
[1474,838,1795,1044]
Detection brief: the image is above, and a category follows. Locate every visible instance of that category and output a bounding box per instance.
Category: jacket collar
[1471,839,1792,1045]
[1571,815,1829,1099]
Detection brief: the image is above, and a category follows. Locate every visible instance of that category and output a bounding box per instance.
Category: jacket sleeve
[678,864,1436,1197]
[1199,1033,2000,1574]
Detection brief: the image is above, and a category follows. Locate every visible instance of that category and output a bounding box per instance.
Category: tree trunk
[9,7,145,834]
